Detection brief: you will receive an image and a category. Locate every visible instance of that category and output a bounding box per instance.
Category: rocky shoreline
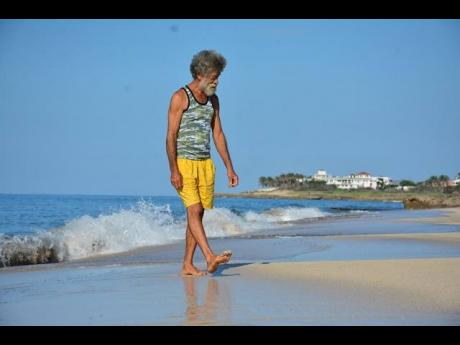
[215,189,460,209]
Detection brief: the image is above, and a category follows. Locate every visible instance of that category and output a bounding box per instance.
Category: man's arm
[166,89,187,190]
[211,95,239,187]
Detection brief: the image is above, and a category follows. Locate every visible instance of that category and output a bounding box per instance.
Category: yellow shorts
[176,158,216,209]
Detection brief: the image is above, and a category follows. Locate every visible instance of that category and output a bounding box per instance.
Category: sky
[0,19,459,196]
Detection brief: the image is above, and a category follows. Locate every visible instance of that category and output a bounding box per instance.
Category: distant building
[311,169,392,190]
[313,169,328,181]
[449,179,460,186]
[257,187,279,192]
[396,185,415,191]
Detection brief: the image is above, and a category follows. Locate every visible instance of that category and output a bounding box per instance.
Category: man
[166,50,239,276]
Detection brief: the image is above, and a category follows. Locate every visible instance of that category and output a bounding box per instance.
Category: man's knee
[187,202,204,218]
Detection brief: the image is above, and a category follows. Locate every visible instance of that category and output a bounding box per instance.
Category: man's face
[198,71,220,96]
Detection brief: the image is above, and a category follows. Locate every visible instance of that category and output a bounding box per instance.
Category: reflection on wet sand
[182,277,230,325]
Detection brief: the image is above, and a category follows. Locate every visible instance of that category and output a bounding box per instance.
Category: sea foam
[0,201,328,267]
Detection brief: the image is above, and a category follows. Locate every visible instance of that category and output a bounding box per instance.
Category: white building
[257,187,279,192]
[313,169,328,181]
[448,178,460,187]
[396,185,416,191]
[311,170,392,190]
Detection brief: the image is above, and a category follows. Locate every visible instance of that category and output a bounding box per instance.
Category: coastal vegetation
[217,172,460,209]
[258,173,460,194]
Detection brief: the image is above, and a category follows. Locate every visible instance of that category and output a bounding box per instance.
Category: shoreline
[216,189,460,209]
[1,202,460,325]
[2,206,459,271]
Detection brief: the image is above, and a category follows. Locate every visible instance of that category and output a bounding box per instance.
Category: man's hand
[171,170,183,190]
[228,170,239,188]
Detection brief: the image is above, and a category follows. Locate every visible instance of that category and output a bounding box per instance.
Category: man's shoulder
[169,87,189,113]
[171,87,188,104]
[172,87,188,98]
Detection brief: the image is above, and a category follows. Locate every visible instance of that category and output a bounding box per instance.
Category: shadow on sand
[211,262,255,277]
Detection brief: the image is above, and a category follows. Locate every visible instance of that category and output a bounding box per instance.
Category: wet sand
[235,258,460,314]
[399,207,460,225]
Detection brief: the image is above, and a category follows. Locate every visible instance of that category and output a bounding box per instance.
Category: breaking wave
[0,201,330,267]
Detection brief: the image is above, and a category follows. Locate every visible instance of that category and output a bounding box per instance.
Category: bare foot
[181,264,207,276]
[207,250,232,273]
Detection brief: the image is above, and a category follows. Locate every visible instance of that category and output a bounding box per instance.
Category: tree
[426,176,439,188]
[260,173,309,189]
[259,176,267,187]
[377,178,386,190]
[400,180,416,187]
[439,175,450,188]
[421,175,451,191]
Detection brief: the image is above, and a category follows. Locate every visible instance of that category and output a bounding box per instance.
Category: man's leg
[181,220,206,276]
[186,202,231,273]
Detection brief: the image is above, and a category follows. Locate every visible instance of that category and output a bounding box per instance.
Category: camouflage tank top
[176,85,215,160]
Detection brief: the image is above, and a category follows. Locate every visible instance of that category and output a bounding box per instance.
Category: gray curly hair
[190,50,227,79]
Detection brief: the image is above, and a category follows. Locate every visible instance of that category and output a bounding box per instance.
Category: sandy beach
[235,258,460,314]
[399,207,460,225]
[1,207,460,325]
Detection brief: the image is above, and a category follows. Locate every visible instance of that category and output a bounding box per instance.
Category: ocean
[0,193,403,267]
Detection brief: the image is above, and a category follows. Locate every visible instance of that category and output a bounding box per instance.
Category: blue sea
[0,194,404,267]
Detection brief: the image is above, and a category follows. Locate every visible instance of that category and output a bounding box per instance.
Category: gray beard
[203,86,216,96]
[199,81,217,96]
